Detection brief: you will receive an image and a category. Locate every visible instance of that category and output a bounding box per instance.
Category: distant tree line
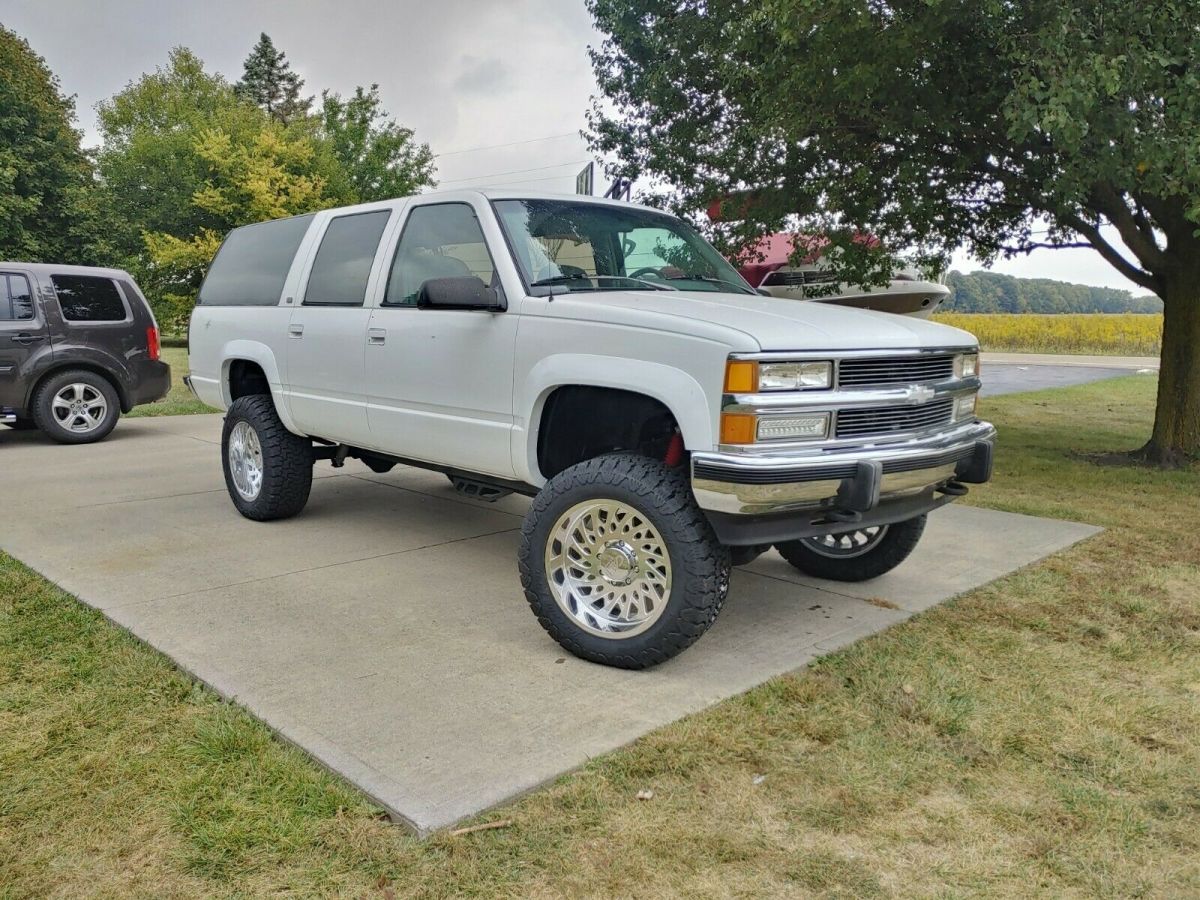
[945,270,1163,315]
[0,28,436,331]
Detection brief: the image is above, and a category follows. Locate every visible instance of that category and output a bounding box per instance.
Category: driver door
[365,201,519,477]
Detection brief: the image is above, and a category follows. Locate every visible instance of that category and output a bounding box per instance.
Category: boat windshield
[493,198,756,295]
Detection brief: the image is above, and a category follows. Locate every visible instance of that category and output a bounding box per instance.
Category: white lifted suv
[187,190,995,668]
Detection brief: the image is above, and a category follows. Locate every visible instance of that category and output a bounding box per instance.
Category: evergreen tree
[234,33,309,125]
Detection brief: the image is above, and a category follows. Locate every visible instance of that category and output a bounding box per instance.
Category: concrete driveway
[0,415,1100,833]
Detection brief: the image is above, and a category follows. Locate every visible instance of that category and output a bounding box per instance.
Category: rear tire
[221,395,312,521]
[519,452,730,669]
[31,369,121,444]
[774,515,927,582]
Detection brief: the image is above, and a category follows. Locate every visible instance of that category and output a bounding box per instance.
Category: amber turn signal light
[724,360,758,393]
[720,412,757,444]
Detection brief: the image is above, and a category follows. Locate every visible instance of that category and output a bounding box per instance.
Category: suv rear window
[52,275,128,322]
[199,213,315,306]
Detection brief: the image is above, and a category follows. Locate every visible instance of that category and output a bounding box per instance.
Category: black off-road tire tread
[222,395,313,521]
[774,514,928,582]
[519,452,730,669]
[30,369,121,444]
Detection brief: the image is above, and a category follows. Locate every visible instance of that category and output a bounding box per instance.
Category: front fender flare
[517,354,713,485]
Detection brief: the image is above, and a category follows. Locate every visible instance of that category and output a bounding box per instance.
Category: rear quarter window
[199,213,316,306]
[51,275,128,322]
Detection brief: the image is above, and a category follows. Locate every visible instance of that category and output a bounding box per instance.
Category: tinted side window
[385,204,495,306]
[52,275,127,322]
[199,213,315,306]
[0,274,34,321]
[303,210,392,306]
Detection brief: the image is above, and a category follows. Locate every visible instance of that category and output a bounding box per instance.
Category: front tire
[221,395,313,521]
[31,370,121,444]
[774,515,927,582]
[519,453,730,669]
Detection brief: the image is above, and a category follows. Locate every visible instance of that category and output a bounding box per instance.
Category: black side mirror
[417,276,502,310]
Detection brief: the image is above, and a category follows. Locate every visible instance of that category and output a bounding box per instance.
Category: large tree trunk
[1140,284,1200,466]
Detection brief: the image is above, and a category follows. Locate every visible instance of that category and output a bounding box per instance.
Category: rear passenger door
[0,270,47,411]
[285,208,393,447]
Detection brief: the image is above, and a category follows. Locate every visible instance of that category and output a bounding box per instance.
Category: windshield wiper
[530,274,676,292]
[665,275,756,295]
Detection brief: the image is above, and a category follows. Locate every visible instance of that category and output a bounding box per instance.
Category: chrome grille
[838,354,955,388]
[835,398,954,439]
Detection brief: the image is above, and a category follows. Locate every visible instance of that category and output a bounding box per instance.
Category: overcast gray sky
[5,0,1143,292]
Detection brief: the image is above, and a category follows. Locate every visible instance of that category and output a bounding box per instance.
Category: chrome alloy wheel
[545,499,673,639]
[802,525,890,558]
[227,420,264,501]
[51,383,108,433]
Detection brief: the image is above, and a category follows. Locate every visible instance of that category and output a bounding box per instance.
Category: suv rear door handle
[288,324,304,338]
[367,327,387,345]
[10,333,45,345]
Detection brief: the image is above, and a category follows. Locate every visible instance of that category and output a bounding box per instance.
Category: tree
[96,48,346,330]
[0,25,98,263]
[142,124,339,330]
[588,0,1200,464]
[234,33,309,125]
[318,85,436,202]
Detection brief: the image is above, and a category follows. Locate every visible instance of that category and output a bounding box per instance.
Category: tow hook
[937,480,969,497]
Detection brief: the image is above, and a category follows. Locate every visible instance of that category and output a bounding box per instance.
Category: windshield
[493,198,756,295]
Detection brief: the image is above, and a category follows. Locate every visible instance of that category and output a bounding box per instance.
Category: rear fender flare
[220,340,301,434]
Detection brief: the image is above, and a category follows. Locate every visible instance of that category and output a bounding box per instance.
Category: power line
[440,160,591,185]
[463,173,584,188]
[435,131,579,158]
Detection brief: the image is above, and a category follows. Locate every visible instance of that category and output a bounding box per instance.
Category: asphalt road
[981,363,1137,397]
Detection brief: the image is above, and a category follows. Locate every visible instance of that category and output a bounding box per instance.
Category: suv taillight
[147,326,160,361]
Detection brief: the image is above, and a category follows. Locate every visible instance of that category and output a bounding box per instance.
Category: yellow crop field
[933,313,1162,356]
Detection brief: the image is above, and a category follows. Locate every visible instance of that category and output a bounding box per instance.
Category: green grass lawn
[2,375,1198,897]
[126,346,216,418]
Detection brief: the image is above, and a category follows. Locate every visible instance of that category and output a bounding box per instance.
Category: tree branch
[1089,184,1167,272]
[1003,241,1094,252]
[1062,213,1161,293]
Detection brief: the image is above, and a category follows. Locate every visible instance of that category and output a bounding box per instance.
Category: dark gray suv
[0,263,170,443]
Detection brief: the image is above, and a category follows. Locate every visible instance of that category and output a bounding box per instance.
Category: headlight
[759,361,833,391]
[955,352,980,379]
[756,412,830,442]
[953,393,978,422]
[724,359,833,394]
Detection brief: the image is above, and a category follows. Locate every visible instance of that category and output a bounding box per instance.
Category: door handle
[11,333,45,345]
[288,324,304,338]
[367,327,387,346]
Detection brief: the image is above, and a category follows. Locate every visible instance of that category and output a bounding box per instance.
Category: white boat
[734,233,950,319]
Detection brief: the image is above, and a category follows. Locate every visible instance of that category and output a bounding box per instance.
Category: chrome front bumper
[691,419,996,517]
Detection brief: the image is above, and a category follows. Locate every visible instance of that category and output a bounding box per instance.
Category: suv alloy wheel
[221,395,314,521]
[519,453,730,668]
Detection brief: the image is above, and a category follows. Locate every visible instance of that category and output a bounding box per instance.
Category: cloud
[452,56,516,97]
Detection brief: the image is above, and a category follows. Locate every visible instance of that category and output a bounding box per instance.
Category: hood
[539,289,977,352]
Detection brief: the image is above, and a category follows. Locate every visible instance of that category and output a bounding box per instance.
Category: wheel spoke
[544,498,673,639]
